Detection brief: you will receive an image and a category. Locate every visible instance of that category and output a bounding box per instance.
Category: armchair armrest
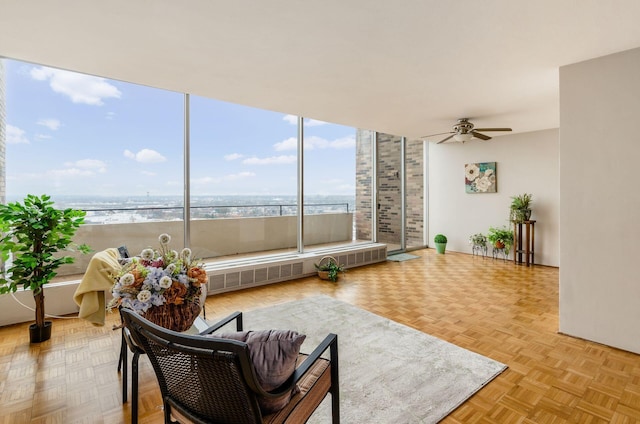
[198,311,243,335]
[292,333,338,383]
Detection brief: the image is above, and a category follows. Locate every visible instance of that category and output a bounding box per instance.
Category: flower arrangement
[108,233,206,317]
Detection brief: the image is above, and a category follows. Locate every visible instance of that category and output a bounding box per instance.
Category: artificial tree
[0,194,91,342]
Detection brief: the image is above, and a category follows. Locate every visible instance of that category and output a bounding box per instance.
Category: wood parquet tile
[1,249,639,423]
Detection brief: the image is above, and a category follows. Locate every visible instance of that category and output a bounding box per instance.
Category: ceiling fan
[422,118,512,144]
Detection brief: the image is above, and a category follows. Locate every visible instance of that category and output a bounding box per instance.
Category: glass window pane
[4,59,184,277]
[189,97,298,260]
[303,119,360,251]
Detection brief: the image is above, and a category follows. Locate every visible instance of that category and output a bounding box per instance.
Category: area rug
[387,253,421,262]
[239,295,507,423]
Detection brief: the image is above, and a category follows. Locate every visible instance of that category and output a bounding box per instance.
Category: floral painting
[465,162,497,193]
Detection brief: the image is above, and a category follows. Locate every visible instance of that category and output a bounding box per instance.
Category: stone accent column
[355,129,373,240]
[376,133,402,244]
[0,59,5,204]
[404,138,425,248]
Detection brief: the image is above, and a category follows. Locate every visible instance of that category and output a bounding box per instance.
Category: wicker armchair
[120,308,339,424]
[117,308,242,424]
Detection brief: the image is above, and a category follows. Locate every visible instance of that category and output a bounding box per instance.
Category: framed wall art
[465,162,496,193]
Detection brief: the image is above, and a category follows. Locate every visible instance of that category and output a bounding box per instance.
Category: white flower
[140,248,154,261]
[120,273,135,286]
[181,248,192,263]
[484,168,494,177]
[166,263,176,274]
[168,250,179,261]
[158,233,171,245]
[137,289,152,303]
[475,176,493,192]
[465,163,480,181]
[159,276,173,289]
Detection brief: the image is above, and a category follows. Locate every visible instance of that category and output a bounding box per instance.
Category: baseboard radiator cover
[205,243,387,295]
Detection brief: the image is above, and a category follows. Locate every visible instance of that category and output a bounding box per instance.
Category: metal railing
[82,203,351,223]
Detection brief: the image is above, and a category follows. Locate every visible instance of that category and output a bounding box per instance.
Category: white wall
[559,47,640,353]
[428,129,559,266]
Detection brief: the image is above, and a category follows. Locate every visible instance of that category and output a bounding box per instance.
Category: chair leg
[131,351,140,424]
[122,332,128,403]
[118,330,125,372]
[330,337,340,424]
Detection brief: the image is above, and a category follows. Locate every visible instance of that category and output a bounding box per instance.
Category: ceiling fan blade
[437,134,455,144]
[473,128,512,132]
[421,131,454,138]
[471,131,491,141]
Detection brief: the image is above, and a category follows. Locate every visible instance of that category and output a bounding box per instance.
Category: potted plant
[469,233,487,256]
[469,233,487,247]
[510,193,533,223]
[434,234,447,254]
[0,194,91,343]
[314,256,345,282]
[487,226,514,254]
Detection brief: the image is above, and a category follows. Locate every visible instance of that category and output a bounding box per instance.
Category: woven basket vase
[142,301,201,332]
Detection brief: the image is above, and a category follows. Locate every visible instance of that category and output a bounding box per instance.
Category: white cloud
[70,159,107,173]
[282,114,327,127]
[329,135,356,149]
[106,111,116,120]
[224,153,244,161]
[7,125,29,144]
[192,172,256,185]
[305,118,327,127]
[283,114,298,125]
[243,155,297,165]
[37,118,61,130]
[48,168,95,177]
[274,134,355,151]
[124,149,167,163]
[223,171,256,181]
[35,134,52,140]
[141,171,156,176]
[273,137,297,151]
[30,66,122,106]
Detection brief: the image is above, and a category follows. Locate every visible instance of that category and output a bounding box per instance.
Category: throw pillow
[212,329,306,413]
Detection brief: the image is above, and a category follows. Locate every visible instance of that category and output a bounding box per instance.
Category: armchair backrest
[121,308,266,424]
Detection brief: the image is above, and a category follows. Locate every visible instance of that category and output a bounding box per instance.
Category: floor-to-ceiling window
[302,119,358,251]
[189,96,298,259]
[3,59,185,272]
[2,57,377,276]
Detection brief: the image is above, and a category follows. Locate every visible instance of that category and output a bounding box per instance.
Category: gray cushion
[213,329,306,413]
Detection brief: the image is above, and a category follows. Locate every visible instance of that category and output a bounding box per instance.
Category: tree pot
[29,321,52,343]
[435,242,447,254]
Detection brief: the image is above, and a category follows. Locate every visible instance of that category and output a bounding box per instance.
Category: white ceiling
[2,1,640,140]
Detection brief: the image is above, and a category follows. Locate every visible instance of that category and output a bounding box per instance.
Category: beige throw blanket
[73,248,121,326]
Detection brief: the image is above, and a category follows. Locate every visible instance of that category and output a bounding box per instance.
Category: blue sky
[4,59,357,198]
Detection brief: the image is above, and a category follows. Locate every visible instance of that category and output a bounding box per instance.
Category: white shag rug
[238,295,506,424]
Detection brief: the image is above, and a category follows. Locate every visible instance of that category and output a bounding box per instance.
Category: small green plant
[510,193,533,222]
[314,257,345,282]
[434,234,447,243]
[469,233,487,247]
[487,226,514,253]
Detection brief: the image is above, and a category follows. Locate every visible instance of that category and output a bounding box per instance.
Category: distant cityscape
[6,195,356,224]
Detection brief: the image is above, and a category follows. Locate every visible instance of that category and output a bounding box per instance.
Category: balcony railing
[61,211,355,276]
[82,203,350,223]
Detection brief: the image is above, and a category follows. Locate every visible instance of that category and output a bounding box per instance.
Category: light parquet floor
[1,249,640,423]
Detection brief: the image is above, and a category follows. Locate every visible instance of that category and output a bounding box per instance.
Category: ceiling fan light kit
[422,118,512,144]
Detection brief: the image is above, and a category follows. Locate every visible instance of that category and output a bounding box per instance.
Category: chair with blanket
[120,308,339,424]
